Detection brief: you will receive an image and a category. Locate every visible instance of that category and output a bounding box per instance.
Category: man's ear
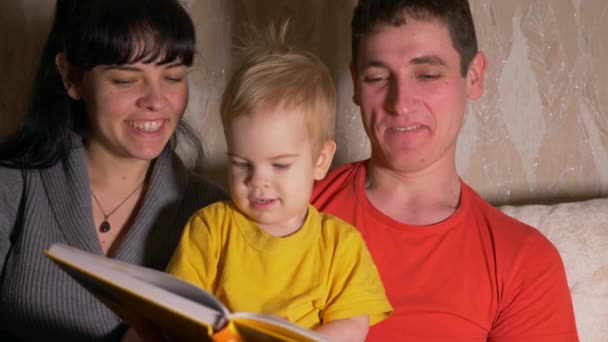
[466,52,487,100]
[349,61,361,106]
[313,140,337,181]
[55,53,82,100]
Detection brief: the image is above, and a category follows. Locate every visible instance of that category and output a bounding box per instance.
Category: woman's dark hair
[0,0,204,169]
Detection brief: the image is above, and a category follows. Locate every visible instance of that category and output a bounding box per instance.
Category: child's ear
[55,52,83,100]
[313,140,336,181]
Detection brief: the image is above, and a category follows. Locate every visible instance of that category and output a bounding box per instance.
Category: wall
[1,0,606,205]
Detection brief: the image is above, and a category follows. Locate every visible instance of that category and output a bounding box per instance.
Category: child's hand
[121,319,166,342]
[314,315,369,342]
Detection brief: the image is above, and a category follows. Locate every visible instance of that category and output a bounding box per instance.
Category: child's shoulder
[190,200,238,221]
[197,200,234,212]
[308,205,364,242]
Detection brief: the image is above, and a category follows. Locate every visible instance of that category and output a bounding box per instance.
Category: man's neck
[364,159,461,226]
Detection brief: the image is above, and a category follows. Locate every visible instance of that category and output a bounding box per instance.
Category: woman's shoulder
[164,151,229,202]
[187,172,229,200]
[0,166,24,192]
[0,166,25,220]
[157,149,224,192]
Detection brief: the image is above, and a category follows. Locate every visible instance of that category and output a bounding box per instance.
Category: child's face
[226,104,333,237]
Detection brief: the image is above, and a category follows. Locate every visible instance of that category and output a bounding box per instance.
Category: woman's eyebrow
[102,65,141,72]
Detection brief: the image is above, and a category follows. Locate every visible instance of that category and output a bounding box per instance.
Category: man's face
[352,18,486,174]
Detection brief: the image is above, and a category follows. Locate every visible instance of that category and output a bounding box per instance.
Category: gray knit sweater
[0,141,228,341]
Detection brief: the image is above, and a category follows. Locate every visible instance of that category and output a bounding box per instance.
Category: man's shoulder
[312,160,366,202]
[462,182,559,257]
[319,160,365,184]
[461,187,577,338]
[464,182,534,229]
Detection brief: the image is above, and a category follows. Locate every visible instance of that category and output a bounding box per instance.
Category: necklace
[90,180,145,233]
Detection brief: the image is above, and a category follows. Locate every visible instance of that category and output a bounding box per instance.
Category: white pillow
[499,198,608,342]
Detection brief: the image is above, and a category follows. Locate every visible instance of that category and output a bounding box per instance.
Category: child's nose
[248,168,269,188]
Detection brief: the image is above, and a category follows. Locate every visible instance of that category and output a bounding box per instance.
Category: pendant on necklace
[99,220,111,233]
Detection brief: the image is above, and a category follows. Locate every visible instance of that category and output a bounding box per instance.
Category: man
[311,0,579,340]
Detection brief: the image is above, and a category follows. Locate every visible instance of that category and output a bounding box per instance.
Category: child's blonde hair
[220,21,336,155]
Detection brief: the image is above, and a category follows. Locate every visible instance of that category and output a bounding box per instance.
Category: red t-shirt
[311,160,578,341]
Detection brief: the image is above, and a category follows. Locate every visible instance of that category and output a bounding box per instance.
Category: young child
[166,24,392,342]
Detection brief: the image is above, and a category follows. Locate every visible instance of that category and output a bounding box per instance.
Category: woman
[0,0,227,340]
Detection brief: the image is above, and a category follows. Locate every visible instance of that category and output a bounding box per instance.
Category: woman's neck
[84,142,151,191]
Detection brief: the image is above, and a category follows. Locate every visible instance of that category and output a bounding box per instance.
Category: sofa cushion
[499,198,608,342]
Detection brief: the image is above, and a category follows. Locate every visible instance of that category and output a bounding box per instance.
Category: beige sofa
[499,198,608,342]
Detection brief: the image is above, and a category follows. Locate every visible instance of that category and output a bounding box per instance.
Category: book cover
[44,243,328,342]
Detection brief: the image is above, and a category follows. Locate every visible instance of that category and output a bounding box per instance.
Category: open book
[44,243,329,342]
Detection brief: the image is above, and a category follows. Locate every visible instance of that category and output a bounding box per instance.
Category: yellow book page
[229,315,328,342]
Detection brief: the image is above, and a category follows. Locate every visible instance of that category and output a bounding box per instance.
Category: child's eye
[272,163,290,170]
[231,161,250,168]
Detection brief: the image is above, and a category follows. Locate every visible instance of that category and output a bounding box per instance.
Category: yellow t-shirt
[166,201,392,329]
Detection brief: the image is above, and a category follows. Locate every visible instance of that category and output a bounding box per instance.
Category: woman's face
[72,59,189,161]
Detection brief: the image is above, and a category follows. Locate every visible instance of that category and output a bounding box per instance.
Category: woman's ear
[55,53,82,100]
[313,140,337,181]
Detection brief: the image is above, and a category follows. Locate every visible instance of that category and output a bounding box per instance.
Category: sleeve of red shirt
[489,231,579,341]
